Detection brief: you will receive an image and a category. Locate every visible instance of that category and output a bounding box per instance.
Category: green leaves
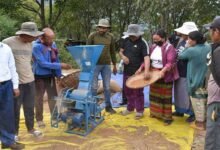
[0,13,17,40]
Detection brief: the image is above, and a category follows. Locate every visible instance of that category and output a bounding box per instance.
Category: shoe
[135,112,143,119]
[186,115,195,123]
[28,129,42,137]
[2,142,25,149]
[37,121,46,128]
[105,106,116,114]
[172,112,184,117]
[14,135,19,142]
[121,109,132,116]
[164,120,173,126]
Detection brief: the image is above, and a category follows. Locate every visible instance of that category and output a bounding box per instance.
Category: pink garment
[141,42,179,82]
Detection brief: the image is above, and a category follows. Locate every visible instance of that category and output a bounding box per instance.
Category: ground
[16,100,206,150]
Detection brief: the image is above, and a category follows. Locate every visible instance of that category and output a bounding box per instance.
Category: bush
[56,40,79,69]
[0,13,17,41]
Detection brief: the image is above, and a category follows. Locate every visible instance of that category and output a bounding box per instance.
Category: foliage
[193,0,220,27]
[0,0,220,48]
[56,40,79,68]
[0,13,17,40]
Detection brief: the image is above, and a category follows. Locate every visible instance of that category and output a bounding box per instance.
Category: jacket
[179,44,211,95]
[210,43,220,87]
[32,39,62,77]
[150,42,179,83]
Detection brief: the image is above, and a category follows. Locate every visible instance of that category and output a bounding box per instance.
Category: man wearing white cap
[87,19,117,114]
[173,22,198,122]
[3,22,44,139]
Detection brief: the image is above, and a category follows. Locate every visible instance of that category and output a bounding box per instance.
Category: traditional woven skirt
[149,79,173,121]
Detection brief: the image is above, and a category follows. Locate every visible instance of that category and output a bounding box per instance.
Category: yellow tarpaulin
[17,108,194,150]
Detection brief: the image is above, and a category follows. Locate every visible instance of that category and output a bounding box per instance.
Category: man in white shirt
[3,22,43,139]
[0,42,24,149]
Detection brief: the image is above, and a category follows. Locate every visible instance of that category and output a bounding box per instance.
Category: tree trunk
[49,0,53,27]
[40,0,45,28]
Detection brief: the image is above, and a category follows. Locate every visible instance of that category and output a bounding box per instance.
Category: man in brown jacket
[87,19,117,114]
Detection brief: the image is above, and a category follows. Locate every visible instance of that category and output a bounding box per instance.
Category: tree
[0,13,17,40]
[193,0,220,28]
[16,0,69,28]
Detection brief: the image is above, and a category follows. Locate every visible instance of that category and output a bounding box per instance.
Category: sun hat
[97,19,110,28]
[16,22,44,37]
[174,22,198,35]
[203,16,220,29]
[126,69,161,89]
[123,24,144,37]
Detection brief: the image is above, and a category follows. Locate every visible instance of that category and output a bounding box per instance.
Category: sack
[97,80,121,94]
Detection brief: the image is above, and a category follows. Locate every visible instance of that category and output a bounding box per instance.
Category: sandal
[135,112,143,119]
[121,110,132,116]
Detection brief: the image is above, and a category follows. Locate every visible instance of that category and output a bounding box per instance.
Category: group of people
[1,16,220,150]
[0,22,71,149]
[117,18,220,149]
[119,22,207,126]
[85,18,220,149]
[87,18,219,147]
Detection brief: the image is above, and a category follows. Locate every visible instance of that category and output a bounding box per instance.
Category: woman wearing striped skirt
[150,30,179,125]
[150,79,173,123]
[138,29,179,125]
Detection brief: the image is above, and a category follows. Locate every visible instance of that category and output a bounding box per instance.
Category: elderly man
[87,19,117,114]
[0,42,25,149]
[119,24,150,119]
[3,22,43,139]
[32,28,71,128]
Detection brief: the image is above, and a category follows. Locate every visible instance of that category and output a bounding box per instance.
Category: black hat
[204,16,220,29]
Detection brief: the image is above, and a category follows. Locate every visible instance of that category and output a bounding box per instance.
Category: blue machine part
[67,45,104,72]
[60,112,84,128]
[50,45,105,136]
